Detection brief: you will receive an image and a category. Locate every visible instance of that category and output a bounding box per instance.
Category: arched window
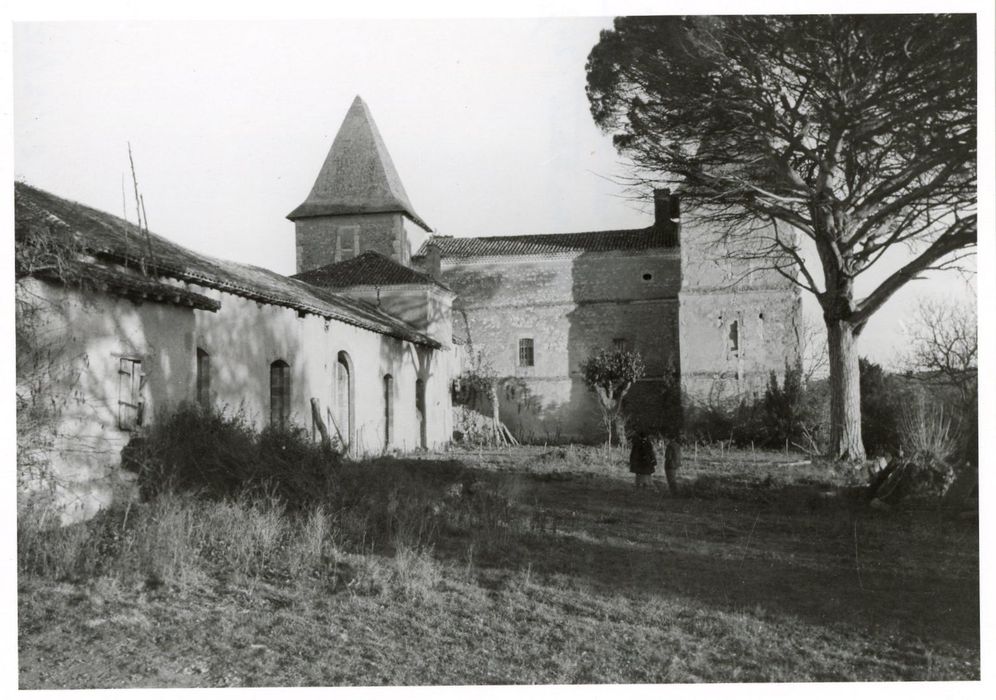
[383,374,394,448]
[196,348,211,408]
[729,321,740,354]
[270,359,291,428]
[336,351,355,450]
[415,377,427,449]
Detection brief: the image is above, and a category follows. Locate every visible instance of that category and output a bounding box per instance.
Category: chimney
[653,188,680,246]
[424,241,442,280]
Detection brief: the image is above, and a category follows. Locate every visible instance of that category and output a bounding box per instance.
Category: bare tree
[586,15,976,460]
[800,313,829,385]
[902,297,977,403]
[901,296,977,466]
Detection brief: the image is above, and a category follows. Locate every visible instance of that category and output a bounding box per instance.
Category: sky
[11,16,979,367]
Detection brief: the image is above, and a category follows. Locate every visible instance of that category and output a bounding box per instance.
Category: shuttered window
[270,360,291,428]
[118,358,145,430]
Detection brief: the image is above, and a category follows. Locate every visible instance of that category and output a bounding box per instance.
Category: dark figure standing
[664,440,681,496]
[629,431,657,488]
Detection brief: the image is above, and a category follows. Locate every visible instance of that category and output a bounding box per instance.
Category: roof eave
[286,202,432,232]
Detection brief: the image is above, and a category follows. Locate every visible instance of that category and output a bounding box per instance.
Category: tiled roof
[418,226,678,259]
[32,258,222,312]
[15,182,441,348]
[291,251,450,291]
[287,96,431,232]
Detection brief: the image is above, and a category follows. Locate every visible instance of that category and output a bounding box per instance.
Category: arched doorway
[335,351,354,450]
[415,377,427,449]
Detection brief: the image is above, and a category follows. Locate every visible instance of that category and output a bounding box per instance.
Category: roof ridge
[442,226,652,241]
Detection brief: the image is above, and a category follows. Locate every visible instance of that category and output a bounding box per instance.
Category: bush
[859,358,905,457]
[128,402,340,508]
[20,404,530,598]
[682,365,826,450]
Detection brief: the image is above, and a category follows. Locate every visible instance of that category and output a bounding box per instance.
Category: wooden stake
[310,398,332,449]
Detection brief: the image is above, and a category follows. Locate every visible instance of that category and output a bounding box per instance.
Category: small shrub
[285,505,335,582]
[682,366,826,450]
[130,402,340,508]
[18,506,109,581]
[389,544,442,601]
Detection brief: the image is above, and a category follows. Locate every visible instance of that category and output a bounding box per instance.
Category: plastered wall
[17,278,196,523]
[19,277,453,523]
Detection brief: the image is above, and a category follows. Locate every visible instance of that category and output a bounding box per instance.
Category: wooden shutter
[118,358,144,430]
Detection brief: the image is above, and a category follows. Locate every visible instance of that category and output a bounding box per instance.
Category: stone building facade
[287,96,802,443]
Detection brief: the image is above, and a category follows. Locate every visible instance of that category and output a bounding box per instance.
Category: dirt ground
[18,446,980,686]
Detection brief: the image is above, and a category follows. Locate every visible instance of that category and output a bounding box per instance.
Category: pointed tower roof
[287,96,431,231]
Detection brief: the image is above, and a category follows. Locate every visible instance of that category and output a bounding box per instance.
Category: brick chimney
[653,188,680,246]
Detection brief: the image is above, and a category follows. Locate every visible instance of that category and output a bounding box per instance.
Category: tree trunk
[613,415,628,447]
[489,381,501,445]
[826,317,865,461]
[595,386,616,446]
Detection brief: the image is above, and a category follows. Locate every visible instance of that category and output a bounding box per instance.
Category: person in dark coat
[629,430,657,488]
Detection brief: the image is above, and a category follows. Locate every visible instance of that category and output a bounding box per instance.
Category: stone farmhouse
[15,95,800,521]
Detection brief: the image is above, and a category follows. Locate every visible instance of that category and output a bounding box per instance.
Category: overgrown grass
[18,430,979,686]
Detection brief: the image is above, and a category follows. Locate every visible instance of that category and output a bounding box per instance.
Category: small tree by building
[451,348,518,447]
[579,348,645,446]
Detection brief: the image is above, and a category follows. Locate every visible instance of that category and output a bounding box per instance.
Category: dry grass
[18,446,978,687]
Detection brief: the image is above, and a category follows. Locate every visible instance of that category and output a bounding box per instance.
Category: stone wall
[678,216,802,407]
[441,249,682,442]
[294,212,406,273]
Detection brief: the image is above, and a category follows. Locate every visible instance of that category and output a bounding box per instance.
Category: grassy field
[18,445,979,686]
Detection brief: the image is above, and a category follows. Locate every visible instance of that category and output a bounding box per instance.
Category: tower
[287,96,432,274]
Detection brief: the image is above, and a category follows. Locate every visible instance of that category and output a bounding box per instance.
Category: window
[196,348,211,408]
[612,337,630,353]
[642,273,653,281]
[729,321,740,354]
[518,338,534,367]
[383,374,394,448]
[270,360,291,428]
[336,351,353,449]
[336,225,360,261]
[415,377,427,449]
[118,358,145,430]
